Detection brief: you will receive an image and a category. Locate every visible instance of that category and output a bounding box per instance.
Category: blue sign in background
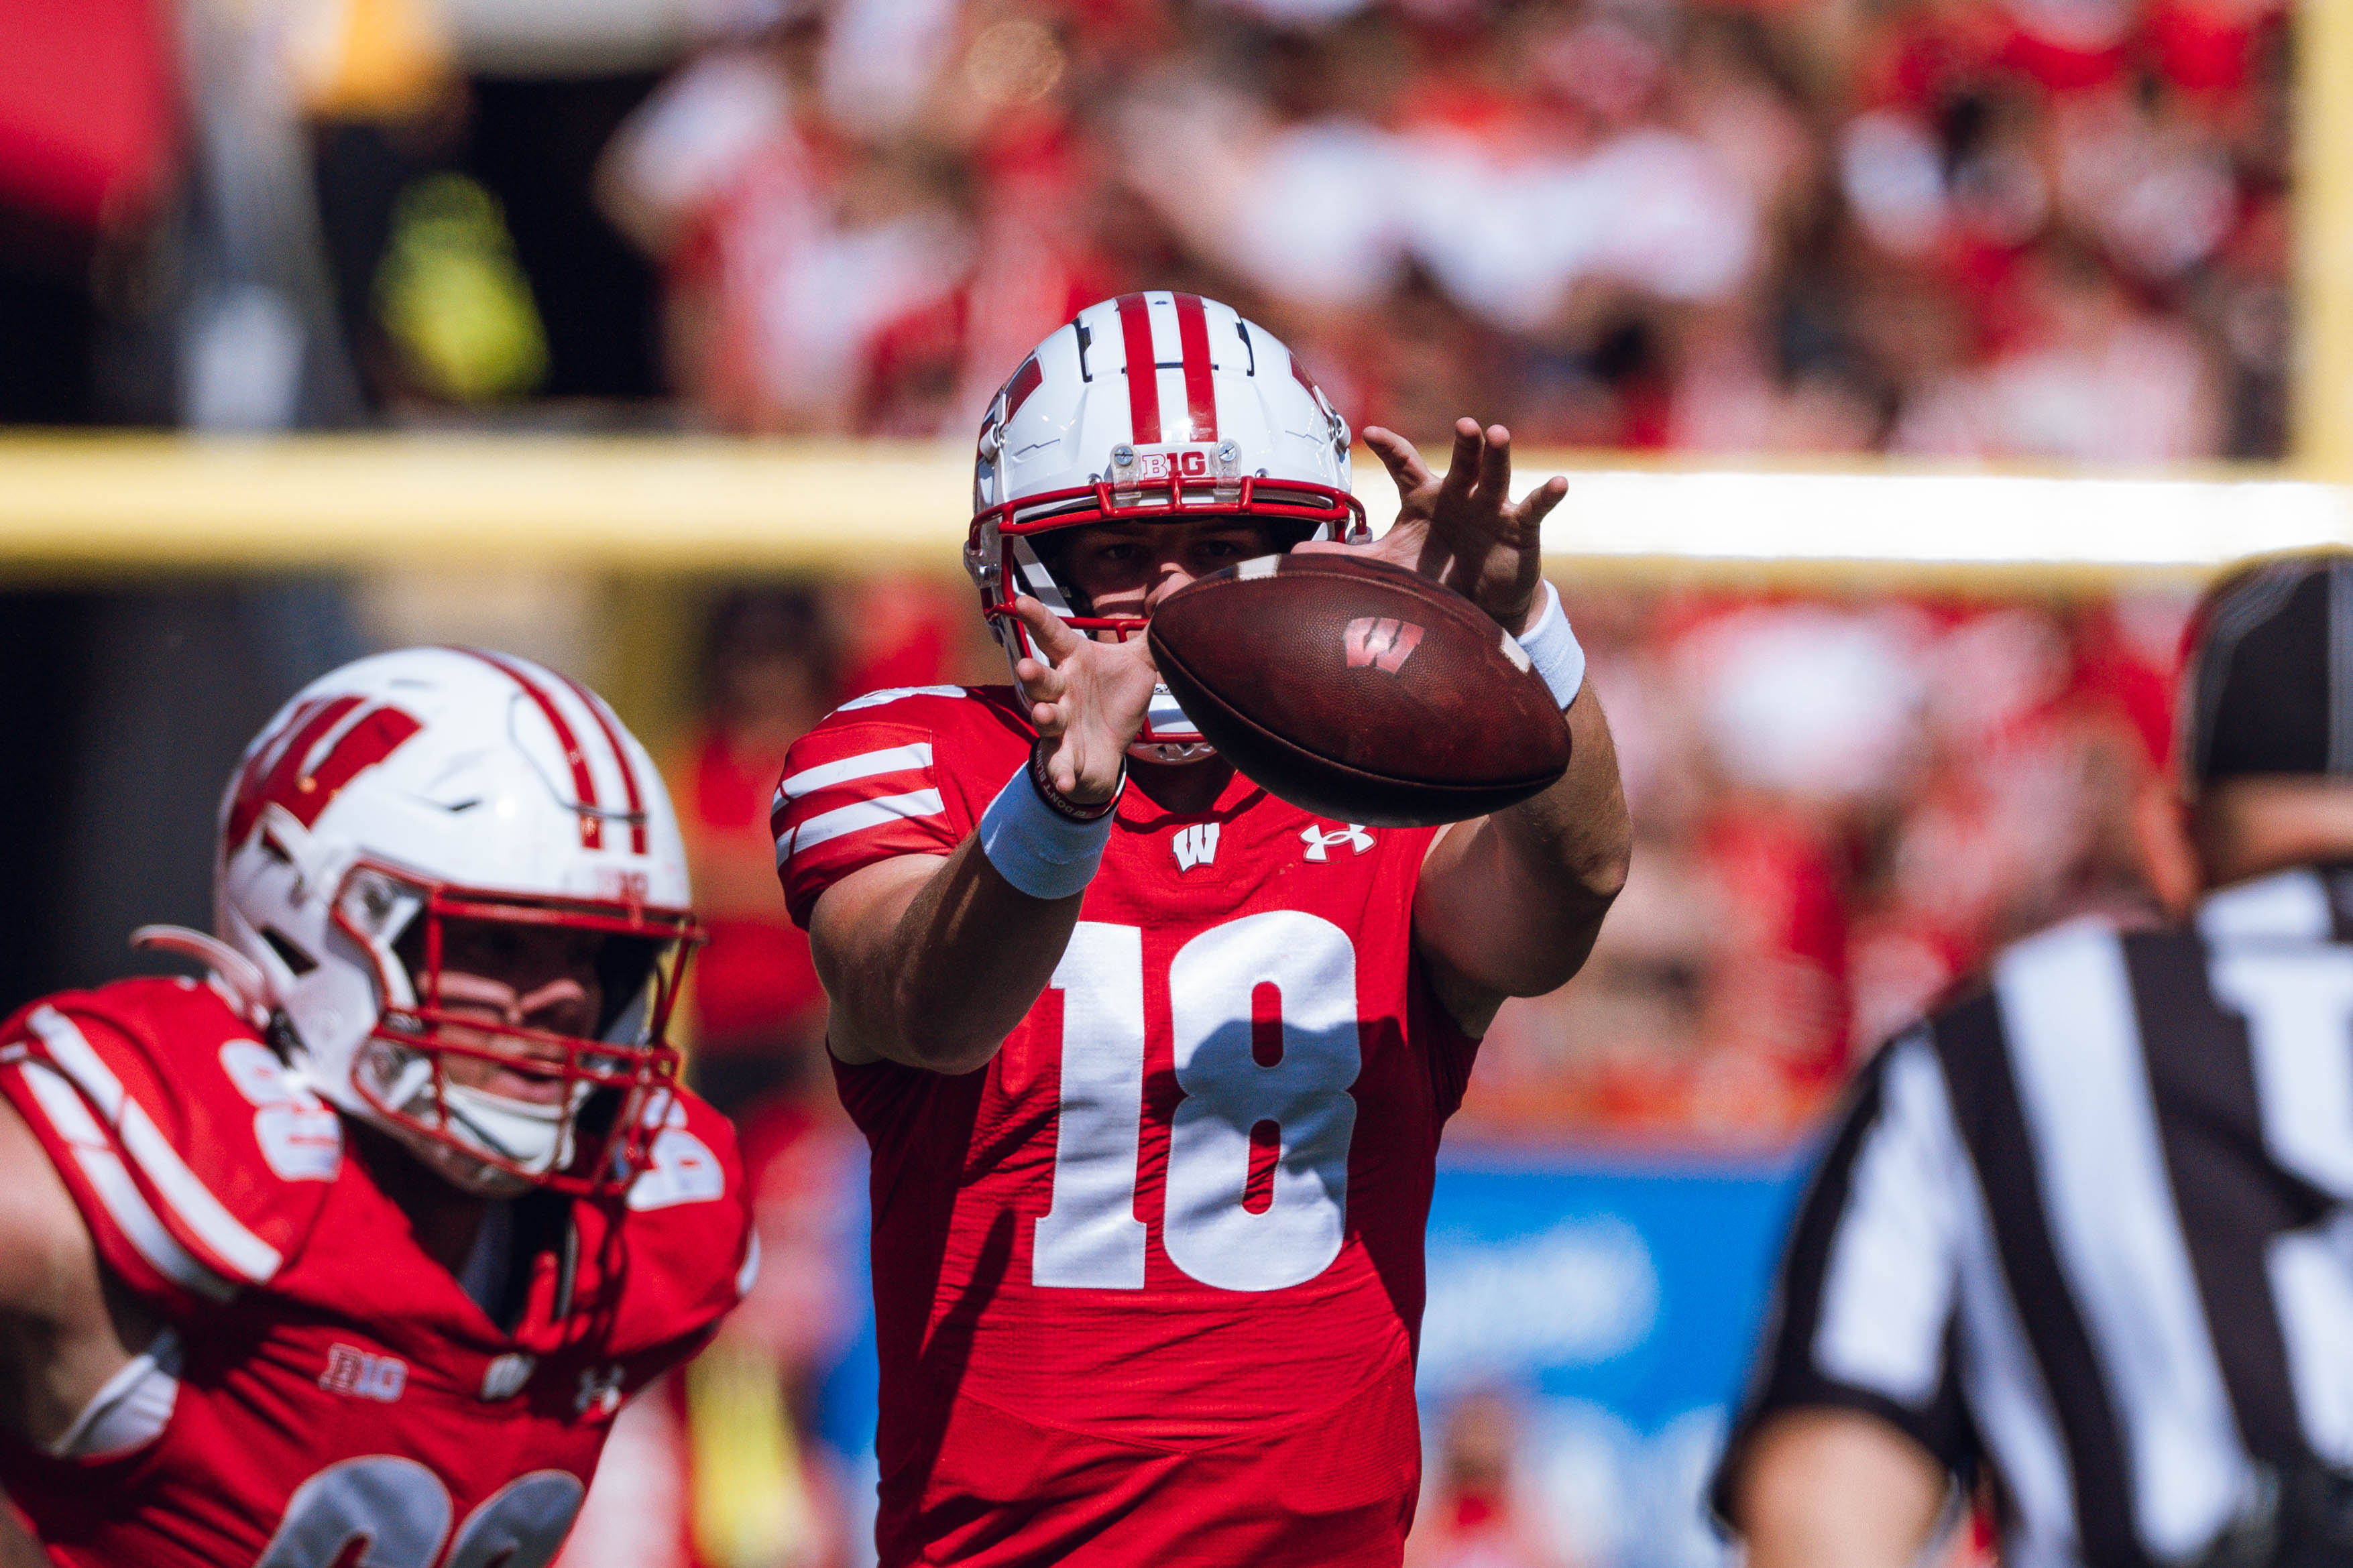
[1417,1148,1811,1567]
[811,1146,1813,1568]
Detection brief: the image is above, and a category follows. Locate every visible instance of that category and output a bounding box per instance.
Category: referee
[1713,551,2353,1568]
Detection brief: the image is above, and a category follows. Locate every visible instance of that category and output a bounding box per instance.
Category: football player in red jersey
[772,293,1632,1565]
[0,647,754,1567]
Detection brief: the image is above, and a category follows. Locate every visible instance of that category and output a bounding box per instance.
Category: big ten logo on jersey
[256,1458,583,1568]
[319,1343,407,1402]
[219,1040,343,1180]
[1034,910,1359,1294]
[624,1092,725,1212]
[1173,821,1219,872]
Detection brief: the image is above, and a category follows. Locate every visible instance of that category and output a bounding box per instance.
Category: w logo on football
[1342,617,1425,674]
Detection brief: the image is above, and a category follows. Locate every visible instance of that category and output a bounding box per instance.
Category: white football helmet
[141,647,700,1197]
[966,292,1365,750]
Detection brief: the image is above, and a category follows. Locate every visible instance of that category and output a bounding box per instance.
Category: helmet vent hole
[260,927,318,977]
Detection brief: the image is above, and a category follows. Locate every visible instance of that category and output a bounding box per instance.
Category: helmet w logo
[1343,617,1425,674]
[225,696,424,851]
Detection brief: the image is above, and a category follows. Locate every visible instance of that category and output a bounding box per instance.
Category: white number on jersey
[256,1455,584,1568]
[1031,913,1361,1293]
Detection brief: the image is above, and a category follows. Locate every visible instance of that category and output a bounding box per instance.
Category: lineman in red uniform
[0,647,752,1567]
[773,292,1632,1564]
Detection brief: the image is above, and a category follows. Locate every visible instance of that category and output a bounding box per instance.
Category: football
[1145,552,1571,827]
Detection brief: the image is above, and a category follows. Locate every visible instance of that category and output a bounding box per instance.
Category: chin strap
[129,926,274,1030]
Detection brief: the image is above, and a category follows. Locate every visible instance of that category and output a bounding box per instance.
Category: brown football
[1145,553,1570,827]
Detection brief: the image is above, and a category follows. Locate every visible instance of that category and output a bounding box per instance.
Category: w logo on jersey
[225,695,423,851]
[1343,617,1425,674]
[1173,822,1220,872]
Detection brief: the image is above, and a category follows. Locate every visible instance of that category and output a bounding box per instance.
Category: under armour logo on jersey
[575,1364,626,1418]
[1343,617,1425,674]
[1300,824,1373,862]
[1173,822,1220,871]
[319,1343,407,1403]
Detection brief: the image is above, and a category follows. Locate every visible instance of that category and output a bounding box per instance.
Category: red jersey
[0,976,754,1568]
[774,686,1482,1567]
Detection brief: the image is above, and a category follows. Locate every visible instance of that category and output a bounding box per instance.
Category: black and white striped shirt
[1717,867,2353,1567]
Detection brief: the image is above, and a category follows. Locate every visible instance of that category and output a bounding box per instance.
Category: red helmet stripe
[226,695,424,850]
[457,649,604,849]
[1171,292,1218,442]
[1003,355,1044,423]
[1114,292,1162,444]
[552,670,649,855]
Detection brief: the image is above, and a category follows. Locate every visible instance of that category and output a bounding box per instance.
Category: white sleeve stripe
[836,685,968,713]
[777,743,934,802]
[30,1008,284,1283]
[17,1063,235,1302]
[776,788,948,863]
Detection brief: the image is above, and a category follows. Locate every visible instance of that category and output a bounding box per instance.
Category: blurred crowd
[600,0,2292,459]
[1471,575,2185,1145]
[3,0,2293,458]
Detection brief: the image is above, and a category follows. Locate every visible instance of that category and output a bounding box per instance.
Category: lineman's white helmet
[966,291,1365,749]
[146,647,700,1197]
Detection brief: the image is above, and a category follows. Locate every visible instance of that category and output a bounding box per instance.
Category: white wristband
[1514,579,1585,709]
[978,769,1114,900]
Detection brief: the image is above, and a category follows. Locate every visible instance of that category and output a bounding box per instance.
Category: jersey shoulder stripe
[0,979,340,1315]
[30,1006,283,1282]
[838,684,970,712]
[772,687,1030,926]
[780,788,950,862]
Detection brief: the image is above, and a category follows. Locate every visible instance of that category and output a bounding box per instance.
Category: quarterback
[0,649,752,1565]
[773,292,1631,1564]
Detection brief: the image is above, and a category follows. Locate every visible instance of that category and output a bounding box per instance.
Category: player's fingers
[1519,473,1568,534]
[1013,595,1081,663]
[1437,417,1482,503]
[1012,656,1066,709]
[1361,426,1433,495]
[1476,423,1511,503]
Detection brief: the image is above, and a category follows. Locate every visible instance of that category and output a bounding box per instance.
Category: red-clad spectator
[671,586,840,1117]
[1407,1391,1576,1568]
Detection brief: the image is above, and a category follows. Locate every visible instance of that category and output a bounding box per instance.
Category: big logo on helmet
[225,696,424,850]
[1342,617,1425,674]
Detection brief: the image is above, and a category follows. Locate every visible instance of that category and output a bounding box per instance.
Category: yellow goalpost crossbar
[0,2,2347,589]
[0,433,2342,587]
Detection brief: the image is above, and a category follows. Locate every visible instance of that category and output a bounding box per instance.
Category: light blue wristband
[978,766,1115,900]
[1514,580,1586,709]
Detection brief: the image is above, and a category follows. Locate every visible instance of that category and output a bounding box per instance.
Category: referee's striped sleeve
[1712,1031,1979,1524]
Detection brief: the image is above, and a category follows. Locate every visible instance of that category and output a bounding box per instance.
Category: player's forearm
[815,839,1084,1073]
[1421,679,1630,997]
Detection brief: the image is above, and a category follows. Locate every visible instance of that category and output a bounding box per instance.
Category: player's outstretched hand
[1324,418,1566,636]
[1013,596,1159,803]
